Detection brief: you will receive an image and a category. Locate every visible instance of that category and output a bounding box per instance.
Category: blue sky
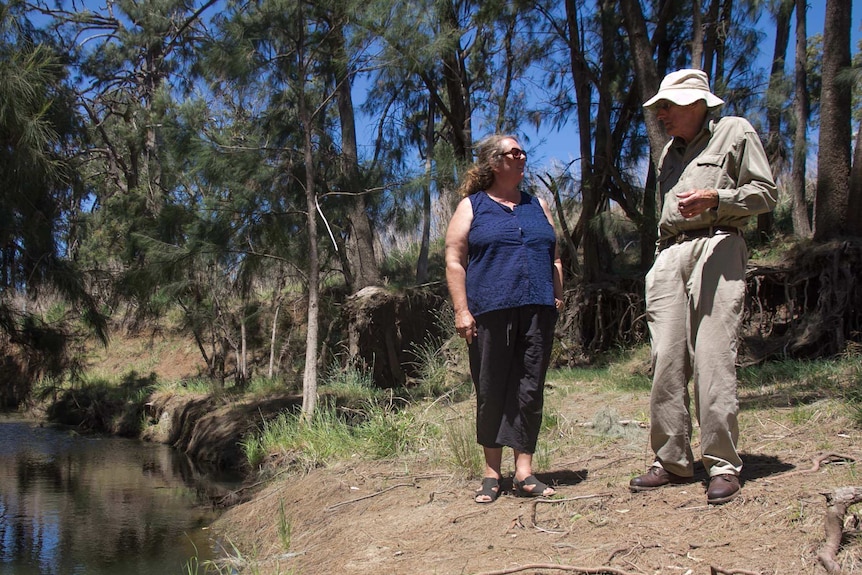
[520,2,862,174]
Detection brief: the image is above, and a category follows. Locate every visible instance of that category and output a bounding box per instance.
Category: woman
[445,134,564,504]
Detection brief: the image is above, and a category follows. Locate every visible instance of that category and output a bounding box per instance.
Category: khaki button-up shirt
[656,116,778,245]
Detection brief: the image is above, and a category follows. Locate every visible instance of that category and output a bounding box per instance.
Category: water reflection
[0,417,232,575]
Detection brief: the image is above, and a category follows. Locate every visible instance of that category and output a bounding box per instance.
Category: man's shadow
[739,452,796,481]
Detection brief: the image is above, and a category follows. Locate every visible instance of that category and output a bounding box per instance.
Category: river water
[0,417,235,575]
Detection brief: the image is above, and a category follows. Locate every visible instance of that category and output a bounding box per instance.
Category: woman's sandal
[475,477,501,504]
[513,474,554,497]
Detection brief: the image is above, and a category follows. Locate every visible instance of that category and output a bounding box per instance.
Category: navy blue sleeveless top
[465,191,557,317]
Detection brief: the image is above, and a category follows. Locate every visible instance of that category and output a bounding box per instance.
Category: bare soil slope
[212,374,862,575]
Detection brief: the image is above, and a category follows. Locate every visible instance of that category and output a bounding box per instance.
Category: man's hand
[677,189,719,219]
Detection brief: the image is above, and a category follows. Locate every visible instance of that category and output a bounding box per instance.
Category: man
[630,69,777,505]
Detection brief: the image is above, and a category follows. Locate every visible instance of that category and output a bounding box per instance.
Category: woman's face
[492,138,527,185]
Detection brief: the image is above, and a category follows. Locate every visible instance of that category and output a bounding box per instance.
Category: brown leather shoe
[706,474,740,505]
[629,466,690,492]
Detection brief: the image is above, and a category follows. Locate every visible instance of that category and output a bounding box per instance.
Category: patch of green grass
[152,377,219,395]
[357,401,423,458]
[321,360,379,404]
[246,376,299,395]
[242,405,358,471]
[186,538,293,575]
[551,345,652,393]
[277,499,292,551]
[441,415,483,478]
[739,356,861,410]
[241,398,430,470]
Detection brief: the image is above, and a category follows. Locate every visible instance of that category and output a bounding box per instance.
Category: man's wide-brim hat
[643,69,725,109]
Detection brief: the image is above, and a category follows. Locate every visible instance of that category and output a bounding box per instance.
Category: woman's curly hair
[457,134,518,197]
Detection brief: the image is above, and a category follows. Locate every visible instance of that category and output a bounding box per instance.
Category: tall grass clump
[839,351,862,427]
[185,539,289,575]
[242,399,429,469]
[442,415,483,478]
[407,337,450,398]
[357,401,424,458]
[322,359,378,404]
[241,406,359,470]
[277,499,292,551]
[405,303,472,402]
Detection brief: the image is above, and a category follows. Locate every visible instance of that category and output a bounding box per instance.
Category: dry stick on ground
[607,542,662,564]
[709,567,764,575]
[780,452,856,478]
[324,482,415,511]
[529,493,614,527]
[818,486,862,574]
[471,564,642,575]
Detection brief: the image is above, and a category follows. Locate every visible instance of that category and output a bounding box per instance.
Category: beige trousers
[645,232,746,477]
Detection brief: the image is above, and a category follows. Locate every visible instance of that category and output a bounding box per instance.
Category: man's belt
[658,226,741,251]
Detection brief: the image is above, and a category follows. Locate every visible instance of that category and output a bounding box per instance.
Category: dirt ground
[209,370,862,575]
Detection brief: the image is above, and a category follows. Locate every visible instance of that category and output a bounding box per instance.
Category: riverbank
[21,333,862,575]
[207,358,862,575]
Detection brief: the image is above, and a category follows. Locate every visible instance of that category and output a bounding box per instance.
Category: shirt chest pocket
[690,153,732,189]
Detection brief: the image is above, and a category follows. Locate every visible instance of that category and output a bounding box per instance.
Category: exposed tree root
[818,486,862,573]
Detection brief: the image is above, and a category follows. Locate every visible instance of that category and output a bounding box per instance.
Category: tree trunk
[439,0,472,163]
[691,0,703,69]
[298,15,320,420]
[701,0,720,77]
[268,302,280,379]
[564,0,593,280]
[416,97,434,284]
[620,0,668,267]
[847,121,862,236]
[813,0,852,241]
[333,23,381,292]
[239,316,247,386]
[538,172,580,277]
[760,0,794,241]
[713,0,733,85]
[619,0,668,167]
[584,0,619,281]
[790,0,812,238]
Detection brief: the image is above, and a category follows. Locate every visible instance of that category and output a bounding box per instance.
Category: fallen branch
[710,567,763,575]
[530,493,614,527]
[324,482,415,511]
[818,486,862,573]
[451,509,487,524]
[607,542,661,563]
[471,564,641,575]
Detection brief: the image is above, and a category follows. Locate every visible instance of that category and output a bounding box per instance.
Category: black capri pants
[468,305,557,454]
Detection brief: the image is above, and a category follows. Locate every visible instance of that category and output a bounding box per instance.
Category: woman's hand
[455,309,477,344]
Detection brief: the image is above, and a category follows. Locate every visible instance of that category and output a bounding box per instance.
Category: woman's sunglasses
[498,148,527,160]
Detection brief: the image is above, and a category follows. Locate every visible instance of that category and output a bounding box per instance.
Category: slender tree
[329,6,381,292]
[814,0,852,240]
[760,0,794,240]
[790,0,812,237]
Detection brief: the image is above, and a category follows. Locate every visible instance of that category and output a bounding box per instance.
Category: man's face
[655,100,707,142]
